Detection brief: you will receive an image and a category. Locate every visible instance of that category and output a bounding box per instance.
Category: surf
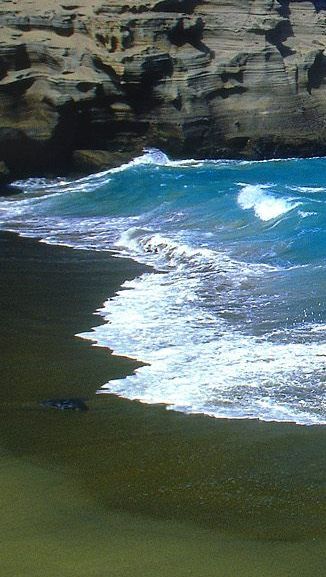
[0,151,325,425]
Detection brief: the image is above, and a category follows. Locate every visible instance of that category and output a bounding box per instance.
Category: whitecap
[237,183,300,221]
[288,186,325,194]
[118,227,278,275]
[9,148,169,197]
[77,270,326,426]
[298,210,317,218]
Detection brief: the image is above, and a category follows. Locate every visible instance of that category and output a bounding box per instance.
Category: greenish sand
[0,232,325,576]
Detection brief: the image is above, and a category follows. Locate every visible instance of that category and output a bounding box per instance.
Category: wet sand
[0,231,325,576]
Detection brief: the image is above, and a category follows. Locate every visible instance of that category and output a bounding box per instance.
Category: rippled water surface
[1,150,325,424]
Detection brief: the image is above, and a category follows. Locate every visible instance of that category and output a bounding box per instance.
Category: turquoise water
[1,150,325,424]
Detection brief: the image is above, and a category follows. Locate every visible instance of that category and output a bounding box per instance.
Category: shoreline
[0,230,326,575]
[13,228,323,428]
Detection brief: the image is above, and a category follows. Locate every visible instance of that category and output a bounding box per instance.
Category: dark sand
[0,231,325,576]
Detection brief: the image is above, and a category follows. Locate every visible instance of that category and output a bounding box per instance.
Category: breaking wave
[237,184,300,221]
[1,150,326,424]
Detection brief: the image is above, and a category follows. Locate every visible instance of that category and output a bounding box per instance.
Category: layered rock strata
[1,0,326,179]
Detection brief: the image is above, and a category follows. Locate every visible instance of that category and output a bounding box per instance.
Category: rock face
[1,0,326,179]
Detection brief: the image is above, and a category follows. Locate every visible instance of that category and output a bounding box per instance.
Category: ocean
[1,149,325,425]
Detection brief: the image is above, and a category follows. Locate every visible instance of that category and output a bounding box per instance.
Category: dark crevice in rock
[0,128,68,178]
[221,70,244,84]
[0,76,34,95]
[248,135,326,160]
[0,60,6,81]
[168,17,212,55]
[123,81,158,113]
[0,45,31,79]
[307,52,326,94]
[224,136,249,154]
[153,0,202,14]
[173,94,182,110]
[265,19,295,57]
[60,4,80,10]
[76,81,97,93]
[142,54,174,80]
[310,0,326,12]
[110,36,119,52]
[295,65,299,94]
[217,85,247,99]
[68,103,106,149]
[91,56,122,85]
[13,45,31,71]
[277,0,326,16]
[276,1,290,18]
[95,32,106,47]
[13,17,75,37]
[122,53,174,113]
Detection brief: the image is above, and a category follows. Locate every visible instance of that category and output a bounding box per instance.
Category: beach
[0,230,325,576]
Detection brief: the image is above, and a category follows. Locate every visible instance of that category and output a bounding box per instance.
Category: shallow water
[1,151,326,424]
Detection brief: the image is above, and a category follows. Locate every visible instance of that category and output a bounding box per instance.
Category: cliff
[1,0,326,179]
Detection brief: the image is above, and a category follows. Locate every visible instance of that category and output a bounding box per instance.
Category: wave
[9,148,170,195]
[237,183,300,221]
[118,227,278,277]
[288,185,326,194]
[77,271,326,426]
[2,150,326,425]
[10,149,324,200]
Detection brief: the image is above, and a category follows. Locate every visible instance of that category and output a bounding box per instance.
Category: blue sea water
[1,150,325,424]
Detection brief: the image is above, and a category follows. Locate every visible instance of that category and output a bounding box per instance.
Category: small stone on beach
[41,398,89,411]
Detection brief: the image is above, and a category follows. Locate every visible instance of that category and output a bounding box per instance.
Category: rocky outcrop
[1,1,326,179]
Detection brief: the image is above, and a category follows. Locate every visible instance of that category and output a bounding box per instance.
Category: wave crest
[118,227,277,279]
[237,183,300,221]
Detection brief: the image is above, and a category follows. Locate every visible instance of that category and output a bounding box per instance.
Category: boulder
[41,398,89,411]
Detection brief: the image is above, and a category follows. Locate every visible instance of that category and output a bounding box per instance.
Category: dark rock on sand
[41,398,89,411]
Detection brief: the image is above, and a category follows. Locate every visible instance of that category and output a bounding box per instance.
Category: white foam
[77,270,326,425]
[237,183,300,221]
[118,228,278,276]
[289,186,325,194]
[76,223,325,427]
[8,148,169,197]
[298,210,317,218]
[119,228,217,269]
[239,155,326,165]
[2,153,326,425]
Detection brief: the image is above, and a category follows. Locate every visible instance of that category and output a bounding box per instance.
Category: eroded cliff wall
[1,0,326,178]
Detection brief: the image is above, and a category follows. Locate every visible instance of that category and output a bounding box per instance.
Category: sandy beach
[0,231,325,576]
